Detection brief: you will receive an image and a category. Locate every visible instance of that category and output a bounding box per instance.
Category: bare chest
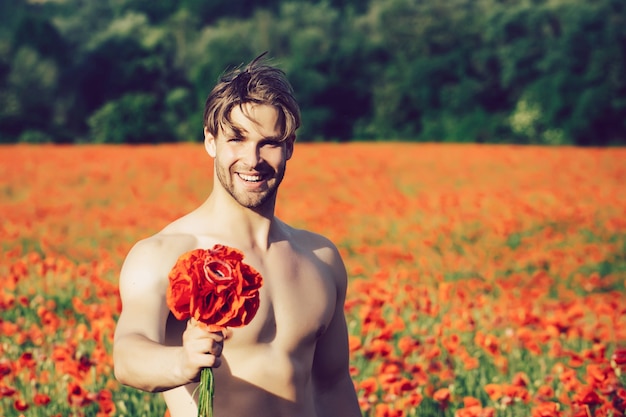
[163,244,337,354]
[227,248,337,352]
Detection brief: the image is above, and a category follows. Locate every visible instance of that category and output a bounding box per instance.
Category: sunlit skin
[207,103,291,212]
[113,103,361,417]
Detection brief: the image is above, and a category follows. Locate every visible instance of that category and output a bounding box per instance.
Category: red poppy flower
[166,244,264,417]
[14,398,29,411]
[33,393,51,406]
[531,401,561,417]
[433,387,451,403]
[166,245,263,331]
[612,347,626,366]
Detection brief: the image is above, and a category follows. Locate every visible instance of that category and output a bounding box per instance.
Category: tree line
[1,0,624,145]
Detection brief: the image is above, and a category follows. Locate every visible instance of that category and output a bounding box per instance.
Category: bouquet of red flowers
[166,244,263,417]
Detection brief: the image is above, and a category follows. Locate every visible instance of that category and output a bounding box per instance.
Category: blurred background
[0,0,624,145]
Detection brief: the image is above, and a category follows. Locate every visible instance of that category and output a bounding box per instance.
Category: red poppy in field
[572,386,603,407]
[613,387,626,413]
[67,381,93,407]
[433,387,451,406]
[0,384,16,398]
[511,371,530,387]
[502,384,530,404]
[1,321,18,339]
[484,384,503,401]
[14,398,28,411]
[397,335,419,357]
[424,345,441,360]
[33,393,51,406]
[567,350,585,368]
[97,389,115,416]
[358,377,378,396]
[364,338,393,358]
[460,350,480,371]
[16,352,36,370]
[585,363,620,395]
[612,347,626,367]
[374,403,404,417]
[531,401,561,417]
[558,365,583,392]
[442,333,461,354]
[582,343,606,362]
[455,405,495,417]
[388,378,415,396]
[406,364,429,386]
[348,335,362,352]
[0,360,12,376]
[571,404,593,417]
[535,384,555,401]
[3,144,626,415]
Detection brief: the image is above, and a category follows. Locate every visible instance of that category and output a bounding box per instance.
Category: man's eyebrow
[223,122,283,142]
[262,135,283,142]
[223,124,245,138]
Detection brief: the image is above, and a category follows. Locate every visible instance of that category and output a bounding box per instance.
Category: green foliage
[488,0,626,145]
[164,87,200,141]
[87,93,172,144]
[0,0,624,144]
[18,129,53,144]
[0,46,59,142]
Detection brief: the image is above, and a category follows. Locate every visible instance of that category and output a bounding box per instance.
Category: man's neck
[201,191,280,252]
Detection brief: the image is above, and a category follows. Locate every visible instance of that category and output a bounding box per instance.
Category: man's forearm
[114,334,187,392]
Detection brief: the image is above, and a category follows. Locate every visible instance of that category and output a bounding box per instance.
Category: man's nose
[241,142,262,167]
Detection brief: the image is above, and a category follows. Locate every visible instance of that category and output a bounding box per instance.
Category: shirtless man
[113,54,362,417]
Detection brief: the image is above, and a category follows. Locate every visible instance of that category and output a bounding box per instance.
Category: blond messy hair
[203,52,301,142]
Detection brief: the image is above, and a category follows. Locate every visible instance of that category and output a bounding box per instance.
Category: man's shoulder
[129,232,196,257]
[282,222,342,265]
[281,221,332,248]
[128,208,209,257]
[283,225,348,290]
[121,231,198,278]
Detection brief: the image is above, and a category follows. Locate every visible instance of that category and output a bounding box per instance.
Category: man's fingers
[203,354,221,368]
[187,320,227,340]
[185,332,223,356]
[207,338,223,356]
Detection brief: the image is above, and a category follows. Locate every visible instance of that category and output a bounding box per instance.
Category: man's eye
[228,138,243,143]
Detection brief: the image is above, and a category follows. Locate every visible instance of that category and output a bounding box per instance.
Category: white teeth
[239,173,262,182]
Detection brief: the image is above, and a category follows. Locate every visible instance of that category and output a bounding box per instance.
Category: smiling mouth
[237,173,264,183]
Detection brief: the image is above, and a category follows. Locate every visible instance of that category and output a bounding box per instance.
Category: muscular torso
[158,223,338,417]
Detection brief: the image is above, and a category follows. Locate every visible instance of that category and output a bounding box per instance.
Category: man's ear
[204,127,216,158]
[285,135,295,160]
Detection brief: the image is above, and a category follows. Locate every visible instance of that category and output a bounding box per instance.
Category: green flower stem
[198,367,214,417]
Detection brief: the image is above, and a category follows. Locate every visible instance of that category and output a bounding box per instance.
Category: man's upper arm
[310,241,361,416]
[114,238,171,344]
[312,243,351,385]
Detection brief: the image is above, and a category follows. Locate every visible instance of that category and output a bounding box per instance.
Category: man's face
[204,103,294,210]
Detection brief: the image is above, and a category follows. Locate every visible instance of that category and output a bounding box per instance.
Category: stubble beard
[215,161,285,210]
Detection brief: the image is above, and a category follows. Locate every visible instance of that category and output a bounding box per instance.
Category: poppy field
[1,143,625,417]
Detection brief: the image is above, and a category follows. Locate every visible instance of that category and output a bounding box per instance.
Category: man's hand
[177,319,228,383]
